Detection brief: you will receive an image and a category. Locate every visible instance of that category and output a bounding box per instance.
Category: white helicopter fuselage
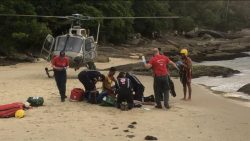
[41,26,97,69]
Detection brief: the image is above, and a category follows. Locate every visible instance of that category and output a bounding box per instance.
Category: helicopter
[0,13,180,78]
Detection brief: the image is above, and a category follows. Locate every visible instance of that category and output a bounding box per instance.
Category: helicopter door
[41,34,54,61]
[84,37,96,62]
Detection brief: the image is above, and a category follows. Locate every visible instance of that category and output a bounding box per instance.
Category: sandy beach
[0,58,250,141]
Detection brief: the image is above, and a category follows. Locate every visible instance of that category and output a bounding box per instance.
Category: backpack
[27,97,44,107]
[70,88,84,102]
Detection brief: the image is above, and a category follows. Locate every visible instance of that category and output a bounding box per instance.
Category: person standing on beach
[143,48,178,109]
[52,51,69,102]
[179,49,192,100]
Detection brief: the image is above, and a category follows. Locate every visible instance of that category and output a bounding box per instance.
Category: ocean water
[192,52,250,101]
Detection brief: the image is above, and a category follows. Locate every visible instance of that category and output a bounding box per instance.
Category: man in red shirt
[144,48,178,109]
[52,51,69,102]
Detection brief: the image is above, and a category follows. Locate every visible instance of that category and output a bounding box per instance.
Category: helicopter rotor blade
[87,16,180,20]
[0,13,180,21]
[0,14,69,19]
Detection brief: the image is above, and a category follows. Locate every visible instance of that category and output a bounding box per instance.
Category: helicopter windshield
[55,36,83,52]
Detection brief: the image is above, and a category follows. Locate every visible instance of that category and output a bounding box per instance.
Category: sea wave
[193,55,250,102]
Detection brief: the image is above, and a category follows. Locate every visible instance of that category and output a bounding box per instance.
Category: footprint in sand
[126,135,135,138]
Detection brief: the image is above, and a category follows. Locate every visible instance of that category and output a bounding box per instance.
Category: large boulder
[112,63,240,78]
[237,84,250,95]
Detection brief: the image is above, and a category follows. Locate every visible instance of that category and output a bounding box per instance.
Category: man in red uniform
[144,48,178,109]
[52,51,69,102]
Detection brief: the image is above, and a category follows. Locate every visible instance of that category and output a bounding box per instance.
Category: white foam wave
[193,56,250,102]
[223,92,250,100]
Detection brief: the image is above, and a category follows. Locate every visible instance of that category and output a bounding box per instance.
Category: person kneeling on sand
[125,72,145,102]
[78,70,105,102]
[115,72,134,110]
[97,67,116,103]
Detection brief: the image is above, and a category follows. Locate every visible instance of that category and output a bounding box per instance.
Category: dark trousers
[153,75,170,107]
[78,78,95,92]
[117,89,134,109]
[54,70,67,100]
[133,86,144,101]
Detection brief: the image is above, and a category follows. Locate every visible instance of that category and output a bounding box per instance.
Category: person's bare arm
[169,60,179,70]
[144,63,152,69]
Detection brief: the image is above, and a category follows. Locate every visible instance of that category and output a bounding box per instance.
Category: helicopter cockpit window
[55,36,83,52]
[56,37,67,51]
[85,38,94,51]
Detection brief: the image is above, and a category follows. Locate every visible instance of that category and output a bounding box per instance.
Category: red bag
[0,102,24,118]
[70,88,84,102]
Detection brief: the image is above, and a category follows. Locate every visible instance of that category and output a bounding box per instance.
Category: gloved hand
[141,56,146,64]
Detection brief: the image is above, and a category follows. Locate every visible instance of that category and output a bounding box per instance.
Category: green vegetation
[0,0,250,55]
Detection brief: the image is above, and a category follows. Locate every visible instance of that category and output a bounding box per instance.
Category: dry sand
[0,58,250,141]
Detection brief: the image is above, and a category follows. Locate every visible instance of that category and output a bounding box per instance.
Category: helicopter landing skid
[45,67,53,78]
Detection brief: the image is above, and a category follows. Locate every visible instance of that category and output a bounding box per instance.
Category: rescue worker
[116,72,134,110]
[144,48,178,109]
[52,51,69,102]
[125,72,145,101]
[78,70,105,102]
[179,49,192,100]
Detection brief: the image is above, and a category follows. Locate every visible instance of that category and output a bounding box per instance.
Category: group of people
[77,67,145,110]
[51,47,192,110]
[143,48,192,109]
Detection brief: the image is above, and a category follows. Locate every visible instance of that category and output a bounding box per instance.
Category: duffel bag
[70,88,84,102]
[0,102,24,118]
[27,97,44,107]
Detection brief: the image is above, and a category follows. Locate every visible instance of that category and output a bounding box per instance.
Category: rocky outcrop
[186,29,225,38]
[237,84,250,95]
[0,54,35,66]
[190,52,250,62]
[113,63,240,78]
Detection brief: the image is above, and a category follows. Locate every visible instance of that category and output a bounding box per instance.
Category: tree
[132,0,173,37]
[0,0,50,55]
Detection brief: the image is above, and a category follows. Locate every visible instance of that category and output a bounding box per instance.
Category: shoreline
[196,84,250,106]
